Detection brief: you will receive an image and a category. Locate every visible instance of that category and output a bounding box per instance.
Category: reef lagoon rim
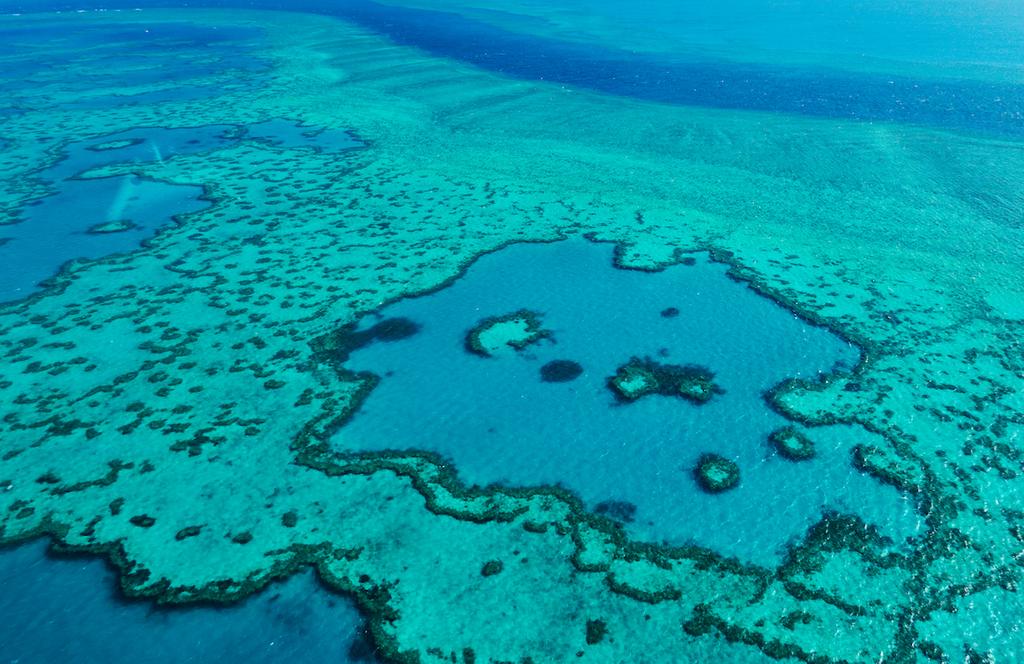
[332,238,921,564]
[0,4,1021,662]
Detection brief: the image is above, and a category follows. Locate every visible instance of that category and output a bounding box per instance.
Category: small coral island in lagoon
[769,426,817,461]
[607,357,722,404]
[86,219,137,234]
[694,453,741,493]
[465,309,550,357]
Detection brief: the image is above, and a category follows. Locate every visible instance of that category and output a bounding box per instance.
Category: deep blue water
[0,21,269,110]
[324,1,1024,139]
[0,539,373,663]
[5,0,1023,137]
[333,240,922,564]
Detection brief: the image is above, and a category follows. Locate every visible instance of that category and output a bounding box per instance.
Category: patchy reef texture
[770,427,817,462]
[0,6,1022,664]
[465,309,550,357]
[694,454,741,494]
[608,357,721,405]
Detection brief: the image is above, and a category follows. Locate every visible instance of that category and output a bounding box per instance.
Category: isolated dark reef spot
[540,359,583,383]
[660,307,680,318]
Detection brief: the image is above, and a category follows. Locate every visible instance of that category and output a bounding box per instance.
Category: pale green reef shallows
[2,7,1024,664]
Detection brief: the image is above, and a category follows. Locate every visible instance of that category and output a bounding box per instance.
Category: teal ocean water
[1,0,1021,661]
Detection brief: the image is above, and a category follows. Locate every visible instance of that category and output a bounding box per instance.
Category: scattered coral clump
[769,426,816,461]
[465,309,550,357]
[608,357,721,404]
[694,453,740,493]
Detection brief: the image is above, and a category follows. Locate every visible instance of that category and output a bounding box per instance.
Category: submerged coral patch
[312,317,420,364]
[539,359,583,382]
[86,219,138,234]
[86,137,145,152]
[241,118,363,153]
[594,500,637,523]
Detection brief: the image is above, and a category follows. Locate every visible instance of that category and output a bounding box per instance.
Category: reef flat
[0,5,1022,663]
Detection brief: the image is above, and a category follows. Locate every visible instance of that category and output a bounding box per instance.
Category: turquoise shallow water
[334,240,921,563]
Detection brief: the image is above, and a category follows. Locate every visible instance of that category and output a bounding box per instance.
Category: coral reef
[311,318,420,365]
[694,454,741,493]
[86,138,145,152]
[0,6,1020,663]
[585,619,607,645]
[607,357,721,404]
[594,500,637,524]
[86,220,137,234]
[769,426,816,461]
[464,309,550,357]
